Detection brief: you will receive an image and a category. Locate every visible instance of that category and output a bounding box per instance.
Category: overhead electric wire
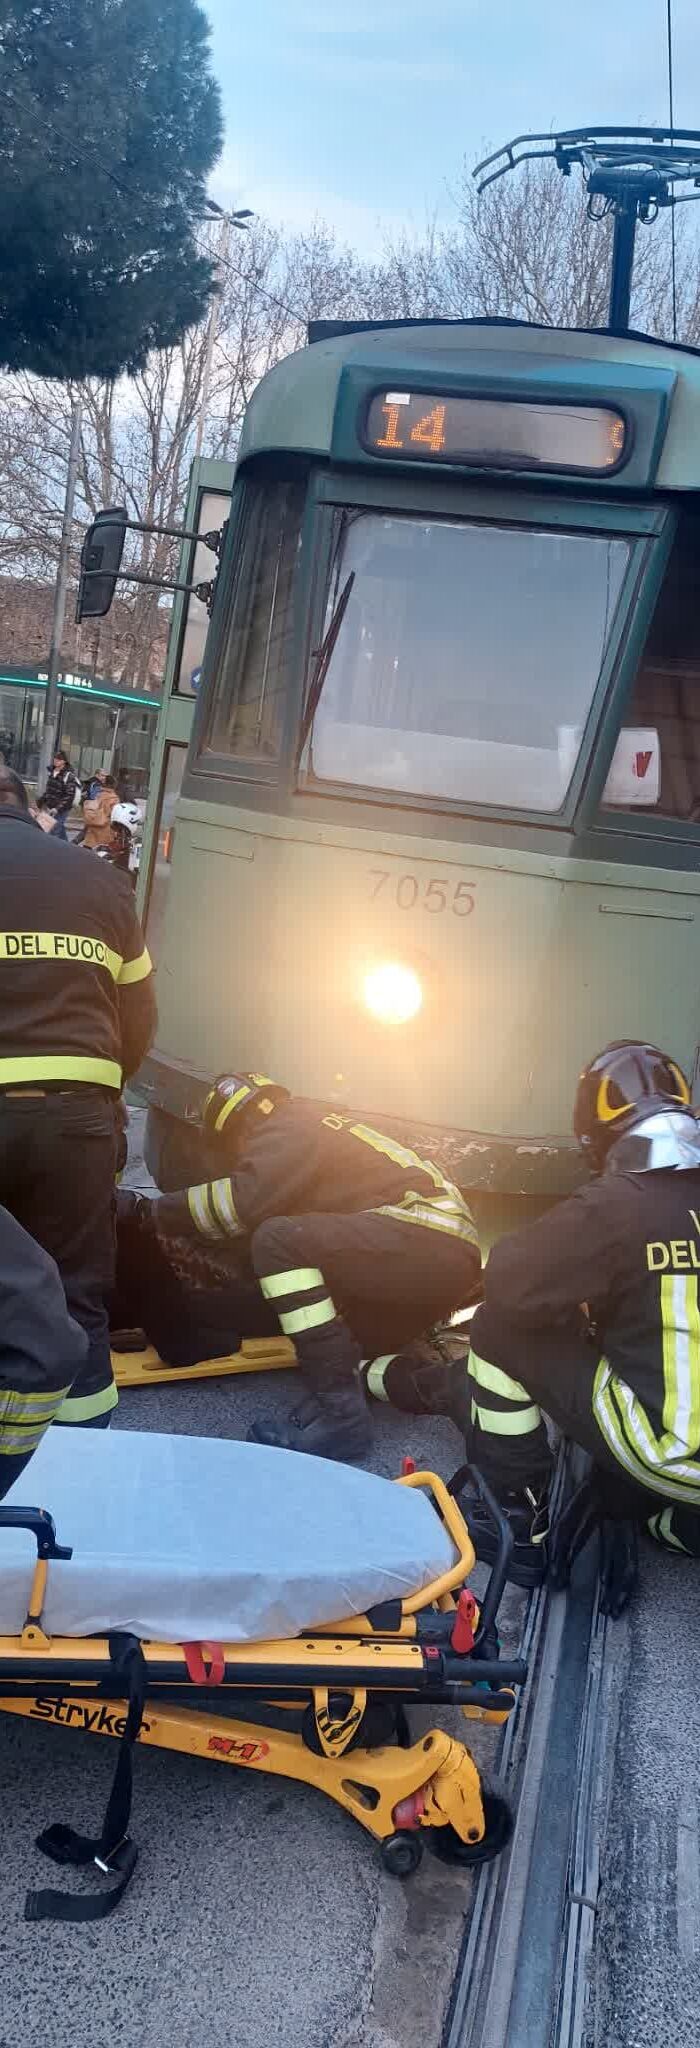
[667,0,678,340]
[196,228,303,329]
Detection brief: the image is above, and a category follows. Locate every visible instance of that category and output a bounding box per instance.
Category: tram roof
[237,317,700,491]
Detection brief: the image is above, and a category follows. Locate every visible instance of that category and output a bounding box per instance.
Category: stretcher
[0,1430,526,1920]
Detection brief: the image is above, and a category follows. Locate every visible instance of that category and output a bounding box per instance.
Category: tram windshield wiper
[464,449,549,470]
[298,570,355,758]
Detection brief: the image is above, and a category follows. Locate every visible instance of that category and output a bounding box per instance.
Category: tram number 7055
[369,871,477,915]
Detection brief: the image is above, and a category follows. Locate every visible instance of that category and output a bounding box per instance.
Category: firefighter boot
[363,1341,471,1437]
[458,1481,550,1589]
[249,1371,372,1462]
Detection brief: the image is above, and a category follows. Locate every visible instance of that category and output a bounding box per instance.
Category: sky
[203,0,700,256]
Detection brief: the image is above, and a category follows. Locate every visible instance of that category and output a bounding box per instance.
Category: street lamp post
[38,396,82,791]
[193,203,253,462]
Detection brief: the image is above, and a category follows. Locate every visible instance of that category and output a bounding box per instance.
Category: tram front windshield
[301,512,629,811]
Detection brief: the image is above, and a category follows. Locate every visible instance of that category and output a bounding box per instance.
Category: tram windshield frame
[297,501,634,819]
[189,464,661,836]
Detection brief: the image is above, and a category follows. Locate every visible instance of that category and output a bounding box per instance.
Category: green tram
[127,134,700,1208]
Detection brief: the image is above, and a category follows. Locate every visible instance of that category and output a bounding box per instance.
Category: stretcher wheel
[301,1697,400,1756]
[427,1788,512,1868]
[381,1830,424,1879]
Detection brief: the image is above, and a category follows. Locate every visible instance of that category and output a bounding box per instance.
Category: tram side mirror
[76,507,128,622]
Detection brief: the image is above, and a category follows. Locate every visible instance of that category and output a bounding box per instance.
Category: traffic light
[76,507,128,622]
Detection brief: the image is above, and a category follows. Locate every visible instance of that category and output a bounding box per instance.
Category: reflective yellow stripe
[366,1356,397,1402]
[278,1298,336,1336]
[0,932,122,978]
[0,1427,48,1455]
[661,1273,680,1436]
[0,1055,122,1089]
[660,1273,700,1452]
[55,1381,118,1424]
[1,1384,70,1417]
[374,1197,479,1246]
[260,1268,325,1301]
[616,1381,700,1497]
[0,1392,69,1425]
[348,1122,455,1195]
[209,1178,238,1232]
[187,1184,221,1239]
[593,1358,700,1504]
[468,1351,531,1403]
[649,1506,688,1552]
[215,1085,252,1132]
[473,1399,542,1437]
[118,946,152,987]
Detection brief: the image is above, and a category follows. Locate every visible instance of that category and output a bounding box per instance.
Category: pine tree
[0,0,223,379]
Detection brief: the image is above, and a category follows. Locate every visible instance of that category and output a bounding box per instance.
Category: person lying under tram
[436,1041,700,1617]
[131,1073,481,1462]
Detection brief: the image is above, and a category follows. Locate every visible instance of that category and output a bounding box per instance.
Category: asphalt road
[0,1112,522,2048]
[592,1542,700,2048]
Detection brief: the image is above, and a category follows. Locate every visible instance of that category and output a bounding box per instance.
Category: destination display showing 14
[363,391,627,474]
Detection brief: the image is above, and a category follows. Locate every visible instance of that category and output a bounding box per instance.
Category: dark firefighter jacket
[484,1168,700,1497]
[0,805,156,1089]
[159,1099,480,1261]
[0,1202,87,1487]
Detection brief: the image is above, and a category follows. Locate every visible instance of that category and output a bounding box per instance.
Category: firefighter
[151,1073,481,1460]
[447,1040,700,1615]
[0,1204,87,1497]
[0,766,157,1428]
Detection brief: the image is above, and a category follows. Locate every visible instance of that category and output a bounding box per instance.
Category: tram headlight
[362,961,423,1026]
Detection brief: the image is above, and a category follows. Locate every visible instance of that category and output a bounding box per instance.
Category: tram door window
[0,686,27,773]
[200,478,305,764]
[301,511,629,813]
[602,512,700,824]
[145,742,187,961]
[176,488,231,697]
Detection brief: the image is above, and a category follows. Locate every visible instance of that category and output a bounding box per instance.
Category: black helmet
[573,1040,692,1169]
[202,1072,289,1146]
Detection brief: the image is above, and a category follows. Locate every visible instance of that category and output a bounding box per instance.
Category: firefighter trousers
[250,1210,473,1396]
[0,1203,87,1496]
[0,1091,119,1427]
[466,1300,700,1558]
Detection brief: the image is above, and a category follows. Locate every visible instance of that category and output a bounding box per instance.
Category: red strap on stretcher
[183,1641,226,1686]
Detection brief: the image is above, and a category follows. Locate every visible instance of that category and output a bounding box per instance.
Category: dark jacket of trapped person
[155,1074,480,1461]
[459,1040,700,1610]
[0,767,157,1428]
[0,1203,87,1497]
[38,750,78,840]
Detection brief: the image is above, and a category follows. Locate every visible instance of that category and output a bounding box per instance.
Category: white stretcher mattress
[0,1429,455,1645]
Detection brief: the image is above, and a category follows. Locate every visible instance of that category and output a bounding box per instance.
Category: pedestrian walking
[37,748,78,839]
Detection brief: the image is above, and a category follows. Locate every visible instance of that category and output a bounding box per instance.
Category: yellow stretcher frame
[0,1473,524,1881]
[111,1335,297,1388]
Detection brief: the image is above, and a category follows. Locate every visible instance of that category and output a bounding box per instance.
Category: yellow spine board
[111,1336,296,1388]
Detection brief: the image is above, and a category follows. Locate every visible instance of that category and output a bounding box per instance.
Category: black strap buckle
[24,1634,146,1924]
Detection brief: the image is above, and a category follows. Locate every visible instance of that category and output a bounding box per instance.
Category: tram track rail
[445,1450,625,2048]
